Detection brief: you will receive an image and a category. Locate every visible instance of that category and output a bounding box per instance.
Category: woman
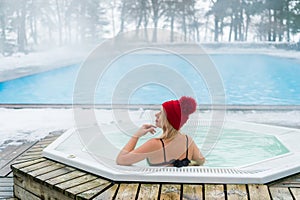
[116,96,205,167]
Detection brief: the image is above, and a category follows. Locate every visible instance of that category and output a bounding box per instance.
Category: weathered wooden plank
[14,170,73,200]
[205,184,225,200]
[92,184,119,200]
[0,177,13,184]
[269,187,293,200]
[115,183,139,200]
[0,186,13,191]
[54,174,98,194]
[248,184,271,200]
[226,184,247,200]
[25,147,44,153]
[275,181,300,187]
[0,191,14,200]
[12,157,40,165]
[182,184,203,200]
[24,150,43,156]
[21,154,42,159]
[0,177,14,199]
[29,143,48,149]
[28,162,65,177]
[11,158,46,169]
[65,177,110,199]
[290,188,300,199]
[14,155,41,163]
[22,149,42,154]
[21,153,42,158]
[13,181,41,200]
[46,170,86,186]
[35,166,76,181]
[76,182,114,200]
[35,140,56,146]
[281,182,300,188]
[160,184,181,200]
[20,135,57,151]
[0,192,13,199]
[137,184,160,200]
[0,142,36,176]
[269,173,300,188]
[18,151,42,157]
[0,142,36,161]
[0,187,13,192]
[20,160,55,173]
[13,153,39,160]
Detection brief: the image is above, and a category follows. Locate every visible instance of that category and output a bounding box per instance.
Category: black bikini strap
[160,139,167,162]
[185,135,189,159]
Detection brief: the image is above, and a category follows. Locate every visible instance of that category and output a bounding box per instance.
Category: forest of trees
[0,0,300,56]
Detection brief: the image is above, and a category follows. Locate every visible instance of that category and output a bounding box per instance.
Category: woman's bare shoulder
[183,134,194,143]
[145,138,162,146]
[185,135,199,149]
[147,137,160,142]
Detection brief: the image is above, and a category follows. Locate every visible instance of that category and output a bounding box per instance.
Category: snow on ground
[205,47,300,60]
[0,108,73,150]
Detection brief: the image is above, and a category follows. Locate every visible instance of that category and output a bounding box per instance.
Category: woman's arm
[116,124,157,165]
[190,140,205,166]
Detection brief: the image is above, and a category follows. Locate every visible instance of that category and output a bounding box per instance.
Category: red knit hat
[162,96,197,130]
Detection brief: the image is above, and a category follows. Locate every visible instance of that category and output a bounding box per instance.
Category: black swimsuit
[147,135,191,167]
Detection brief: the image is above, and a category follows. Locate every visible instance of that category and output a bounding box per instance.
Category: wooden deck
[1,133,300,199]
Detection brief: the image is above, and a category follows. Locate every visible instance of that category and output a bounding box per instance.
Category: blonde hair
[160,110,180,140]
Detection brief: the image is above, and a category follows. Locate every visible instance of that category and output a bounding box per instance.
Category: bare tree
[150,0,166,42]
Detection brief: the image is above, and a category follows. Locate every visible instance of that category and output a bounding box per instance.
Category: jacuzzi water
[0,54,300,105]
[50,108,289,168]
[63,123,289,167]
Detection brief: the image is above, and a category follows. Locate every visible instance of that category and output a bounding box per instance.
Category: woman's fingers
[148,127,156,134]
[143,125,156,134]
[143,124,157,129]
[134,124,157,137]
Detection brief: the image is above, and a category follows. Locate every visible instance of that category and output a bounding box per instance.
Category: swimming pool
[1,54,300,105]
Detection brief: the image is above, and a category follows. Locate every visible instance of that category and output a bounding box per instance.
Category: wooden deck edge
[11,166,117,200]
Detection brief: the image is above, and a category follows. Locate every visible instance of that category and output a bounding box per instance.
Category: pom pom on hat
[179,96,197,115]
[162,96,197,130]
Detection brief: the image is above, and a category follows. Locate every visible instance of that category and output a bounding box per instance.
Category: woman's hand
[134,124,157,138]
